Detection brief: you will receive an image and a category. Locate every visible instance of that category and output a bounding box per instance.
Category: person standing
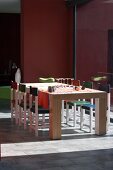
[11,62,17,81]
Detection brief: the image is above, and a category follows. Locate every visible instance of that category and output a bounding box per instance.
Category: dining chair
[11,81,18,124]
[66,81,93,128]
[29,86,50,136]
[81,83,110,132]
[61,79,81,124]
[18,83,29,129]
[55,77,74,123]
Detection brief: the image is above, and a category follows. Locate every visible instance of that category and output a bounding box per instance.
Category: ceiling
[0,0,20,13]
[0,0,113,14]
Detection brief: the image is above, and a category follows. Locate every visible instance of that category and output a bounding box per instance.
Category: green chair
[62,79,80,123]
[66,81,93,128]
[38,77,55,83]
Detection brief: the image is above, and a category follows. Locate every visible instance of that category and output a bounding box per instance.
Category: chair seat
[19,101,29,109]
[30,106,49,114]
[20,103,30,109]
[67,100,91,106]
[81,103,95,110]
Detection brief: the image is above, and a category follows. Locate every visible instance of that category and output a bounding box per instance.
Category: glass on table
[67,78,74,85]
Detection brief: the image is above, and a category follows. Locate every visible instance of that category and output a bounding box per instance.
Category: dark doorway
[108,30,113,87]
[0,13,20,85]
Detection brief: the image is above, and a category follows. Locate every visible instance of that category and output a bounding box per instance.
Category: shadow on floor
[0,118,50,144]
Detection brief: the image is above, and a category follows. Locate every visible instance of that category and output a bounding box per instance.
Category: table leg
[49,95,62,140]
[95,96,107,135]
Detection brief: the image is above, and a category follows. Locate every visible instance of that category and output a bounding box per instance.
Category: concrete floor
[0,99,113,170]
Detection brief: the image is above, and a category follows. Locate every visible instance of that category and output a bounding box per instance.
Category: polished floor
[0,99,113,170]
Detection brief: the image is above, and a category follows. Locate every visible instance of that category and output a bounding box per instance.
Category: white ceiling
[0,0,20,13]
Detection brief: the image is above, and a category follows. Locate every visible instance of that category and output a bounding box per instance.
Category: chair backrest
[30,87,39,111]
[18,84,27,106]
[98,83,110,106]
[98,84,110,93]
[39,77,55,83]
[19,84,26,93]
[82,81,93,89]
[30,87,38,96]
[11,81,18,101]
[98,84,111,125]
[11,81,17,90]
[29,86,37,109]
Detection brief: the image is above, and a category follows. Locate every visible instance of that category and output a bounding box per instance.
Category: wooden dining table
[23,83,107,140]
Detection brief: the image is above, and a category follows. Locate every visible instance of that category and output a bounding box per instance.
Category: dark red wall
[21,0,73,82]
[76,0,113,82]
[21,0,113,83]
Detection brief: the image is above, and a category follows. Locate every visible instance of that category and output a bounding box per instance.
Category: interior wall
[76,0,113,82]
[21,0,73,82]
[0,13,20,74]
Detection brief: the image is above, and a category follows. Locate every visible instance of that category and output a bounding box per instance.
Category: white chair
[11,81,18,124]
[60,79,79,123]
[18,84,29,129]
[29,86,50,136]
[66,81,93,128]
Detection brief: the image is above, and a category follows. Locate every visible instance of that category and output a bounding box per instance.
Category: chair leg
[66,103,80,127]
[35,112,38,136]
[80,108,85,130]
[61,100,65,123]
[89,108,93,133]
[107,109,110,131]
[11,102,14,122]
[24,109,27,129]
[73,104,77,127]
[42,114,46,128]
[66,103,69,124]
[107,93,110,130]
[15,100,18,125]
[11,89,14,122]
[19,107,22,126]
[29,111,33,132]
